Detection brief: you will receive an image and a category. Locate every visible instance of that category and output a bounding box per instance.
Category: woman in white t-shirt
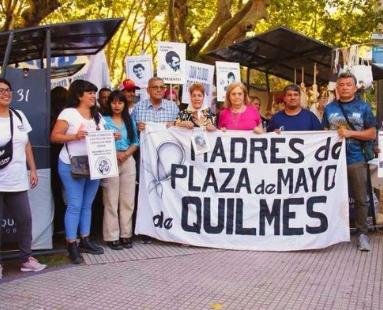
[0,78,46,279]
[51,80,105,264]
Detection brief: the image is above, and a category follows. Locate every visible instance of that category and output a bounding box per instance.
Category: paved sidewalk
[0,233,382,310]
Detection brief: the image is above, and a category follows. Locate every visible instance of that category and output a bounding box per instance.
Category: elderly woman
[51,79,105,264]
[102,91,139,250]
[218,82,263,133]
[0,78,46,278]
[175,83,216,131]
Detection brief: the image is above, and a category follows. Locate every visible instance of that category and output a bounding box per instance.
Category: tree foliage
[0,0,60,31]
[255,0,383,47]
[1,0,382,86]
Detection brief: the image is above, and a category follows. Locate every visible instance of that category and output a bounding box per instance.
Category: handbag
[65,144,90,178]
[0,111,14,169]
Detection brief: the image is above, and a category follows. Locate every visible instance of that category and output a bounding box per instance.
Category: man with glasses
[131,77,179,244]
[132,77,179,132]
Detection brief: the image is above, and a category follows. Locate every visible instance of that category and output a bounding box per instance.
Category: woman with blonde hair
[218,82,263,132]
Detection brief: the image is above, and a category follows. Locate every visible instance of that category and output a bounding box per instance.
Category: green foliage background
[1,0,382,89]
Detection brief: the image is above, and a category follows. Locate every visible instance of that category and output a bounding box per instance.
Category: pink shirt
[218,105,261,130]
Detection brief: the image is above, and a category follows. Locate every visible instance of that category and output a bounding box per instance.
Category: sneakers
[358,234,371,252]
[20,257,47,272]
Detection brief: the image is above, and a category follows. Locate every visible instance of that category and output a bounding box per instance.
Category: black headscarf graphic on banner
[2,68,53,249]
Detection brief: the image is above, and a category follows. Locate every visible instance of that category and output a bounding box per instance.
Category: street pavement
[0,232,382,310]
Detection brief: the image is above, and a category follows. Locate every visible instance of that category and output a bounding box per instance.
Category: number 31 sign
[15,88,30,103]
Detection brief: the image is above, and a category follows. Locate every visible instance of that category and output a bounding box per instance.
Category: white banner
[157,42,186,84]
[135,125,350,251]
[125,54,153,88]
[86,130,118,180]
[181,61,215,106]
[216,61,241,102]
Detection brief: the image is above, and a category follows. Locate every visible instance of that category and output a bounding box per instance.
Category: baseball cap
[122,79,140,91]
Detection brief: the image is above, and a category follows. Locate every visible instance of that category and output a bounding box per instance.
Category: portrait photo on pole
[182,60,215,107]
[157,42,186,84]
[125,54,153,88]
[216,61,241,102]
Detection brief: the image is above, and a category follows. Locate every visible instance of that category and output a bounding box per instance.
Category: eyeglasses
[149,86,166,90]
[0,88,12,95]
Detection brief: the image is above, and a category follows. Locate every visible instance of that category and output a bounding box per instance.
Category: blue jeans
[58,160,100,240]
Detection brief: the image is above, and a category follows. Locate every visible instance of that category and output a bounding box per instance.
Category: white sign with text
[86,130,118,180]
[157,42,186,84]
[181,60,215,106]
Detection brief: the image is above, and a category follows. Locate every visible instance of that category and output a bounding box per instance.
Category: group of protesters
[0,70,376,278]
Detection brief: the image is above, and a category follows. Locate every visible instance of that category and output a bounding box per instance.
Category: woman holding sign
[102,91,139,250]
[0,78,46,278]
[218,82,263,133]
[175,83,216,130]
[51,80,105,264]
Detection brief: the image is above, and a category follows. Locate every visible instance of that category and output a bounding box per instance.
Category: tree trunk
[202,0,269,54]
[182,0,269,60]
[1,0,60,31]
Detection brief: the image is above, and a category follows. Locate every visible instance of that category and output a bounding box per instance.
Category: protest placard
[216,61,241,102]
[181,60,214,106]
[86,130,118,180]
[157,42,186,84]
[125,54,153,88]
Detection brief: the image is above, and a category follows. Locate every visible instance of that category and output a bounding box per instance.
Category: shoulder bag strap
[9,107,22,123]
[337,102,356,130]
[65,143,71,159]
[337,102,370,162]
[10,109,14,137]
